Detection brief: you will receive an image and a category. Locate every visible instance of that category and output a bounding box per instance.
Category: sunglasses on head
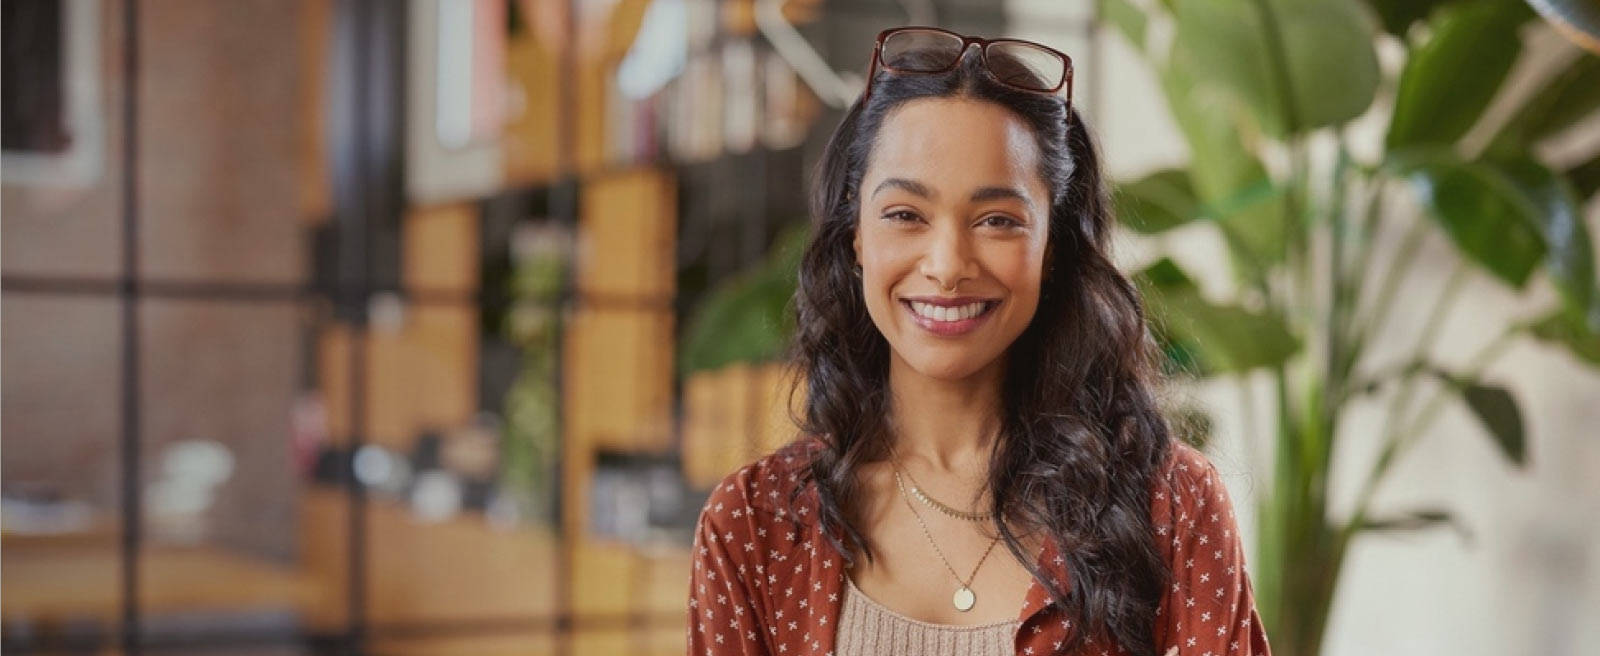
[862,26,1074,112]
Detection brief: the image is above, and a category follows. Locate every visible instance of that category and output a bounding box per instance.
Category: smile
[899,299,999,336]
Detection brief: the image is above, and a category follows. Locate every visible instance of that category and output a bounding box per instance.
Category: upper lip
[900,295,998,307]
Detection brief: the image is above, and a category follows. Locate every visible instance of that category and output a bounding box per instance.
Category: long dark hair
[780,46,1175,655]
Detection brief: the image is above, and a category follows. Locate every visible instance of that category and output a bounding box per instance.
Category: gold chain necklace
[895,465,996,521]
[886,443,996,521]
[892,468,1001,612]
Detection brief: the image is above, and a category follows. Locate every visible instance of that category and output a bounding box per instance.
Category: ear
[853,227,863,265]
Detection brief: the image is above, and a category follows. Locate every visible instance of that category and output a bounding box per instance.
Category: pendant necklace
[891,466,1000,612]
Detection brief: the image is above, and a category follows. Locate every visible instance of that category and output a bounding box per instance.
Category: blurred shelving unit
[297,1,825,655]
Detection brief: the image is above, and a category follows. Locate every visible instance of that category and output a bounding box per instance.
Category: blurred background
[1,1,1597,655]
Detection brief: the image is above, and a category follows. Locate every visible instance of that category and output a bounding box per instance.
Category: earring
[853,264,863,278]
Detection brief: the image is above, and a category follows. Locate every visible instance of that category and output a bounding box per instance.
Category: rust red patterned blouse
[686,435,1273,656]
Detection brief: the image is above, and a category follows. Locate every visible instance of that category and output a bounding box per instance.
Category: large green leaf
[1114,169,1199,234]
[1135,258,1301,374]
[1137,257,1203,292]
[1492,54,1600,148]
[1566,150,1600,200]
[1172,0,1380,138]
[1491,157,1597,331]
[678,225,807,374]
[1161,293,1301,372]
[1161,44,1266,201]
[1426,367,1528,466]
[1211,180,1290,274]
[1461,383,1525,466]
[1134,258,1211,376]
[1362,0,1457,37]
[1527,309,1600,365]
[1386,0,1531,149]
[1393,153,1547,288]
[1159,51,1290,275]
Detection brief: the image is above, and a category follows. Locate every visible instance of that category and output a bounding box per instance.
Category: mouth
[898,298,1000,336]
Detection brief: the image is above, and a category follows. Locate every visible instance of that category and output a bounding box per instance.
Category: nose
[920,221,976,292]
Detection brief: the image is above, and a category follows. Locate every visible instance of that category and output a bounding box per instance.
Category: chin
[901,350,996,382]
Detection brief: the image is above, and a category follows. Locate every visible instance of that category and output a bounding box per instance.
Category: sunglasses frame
[862,26,1074,113]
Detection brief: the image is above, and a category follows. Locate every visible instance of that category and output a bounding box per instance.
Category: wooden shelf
[1,540,319,625]
[298,486,691,629]
[682,361,803,489]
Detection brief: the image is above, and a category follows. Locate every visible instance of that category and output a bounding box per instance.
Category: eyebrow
[871,177,1035,212]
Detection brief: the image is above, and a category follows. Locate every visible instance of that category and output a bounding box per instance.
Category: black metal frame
[118,0,143,652]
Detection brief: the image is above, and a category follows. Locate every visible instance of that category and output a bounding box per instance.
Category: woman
[687,27,1271,656]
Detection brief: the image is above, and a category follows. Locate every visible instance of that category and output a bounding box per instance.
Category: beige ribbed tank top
[836,574,1021,656]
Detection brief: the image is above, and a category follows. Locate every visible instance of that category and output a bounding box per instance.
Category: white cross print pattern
[687,436,1273,655]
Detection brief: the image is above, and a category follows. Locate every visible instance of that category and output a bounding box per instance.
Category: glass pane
[359,233,562,625]
[134,0,308,286]
[1,0,125,280]
[136,297,322,647]
[2,295,124,651]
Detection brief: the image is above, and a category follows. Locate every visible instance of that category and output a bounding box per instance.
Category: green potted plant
[1104,0,1600,653]
[678,223,809,375]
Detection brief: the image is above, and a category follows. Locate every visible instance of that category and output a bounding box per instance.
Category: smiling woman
[686,26,1271,656]
[853,96,1051,369]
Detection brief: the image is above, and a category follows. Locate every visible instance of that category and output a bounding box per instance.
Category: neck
[883,350,1006,475]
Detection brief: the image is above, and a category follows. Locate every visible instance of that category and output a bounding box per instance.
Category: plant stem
[1250,0,1306,322]
[1340,258,1469,543]
[1355,208,1430,350]
[1340,357,1424,406]
[1338,177,1386,384]
[1248,0,1301,134]
[1414,261,1470,368]
[1322,135,1353,466]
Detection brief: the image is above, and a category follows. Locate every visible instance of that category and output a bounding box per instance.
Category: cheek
[989,244,1046,297]
[856,224,914,265]
[857,238,925,294]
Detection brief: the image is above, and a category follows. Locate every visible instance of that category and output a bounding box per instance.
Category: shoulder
[696,434,827,534]
[1156,440,1229,490]
[1151,440,1240,523]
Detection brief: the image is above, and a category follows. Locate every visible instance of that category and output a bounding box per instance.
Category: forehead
[863,97,1046,197]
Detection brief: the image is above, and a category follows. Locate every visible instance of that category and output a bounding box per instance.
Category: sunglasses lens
[880,29,965,72]
[985,41,1067,92]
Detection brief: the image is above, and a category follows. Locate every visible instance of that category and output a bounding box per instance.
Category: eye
[979,214,1023,229]
[882,210,922,223]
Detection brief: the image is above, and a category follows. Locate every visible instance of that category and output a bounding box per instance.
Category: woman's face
[853,97,1052,382]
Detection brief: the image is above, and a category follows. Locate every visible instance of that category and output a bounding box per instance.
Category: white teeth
[909,301,990,322]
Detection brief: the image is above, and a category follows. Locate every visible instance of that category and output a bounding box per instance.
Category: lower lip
[901,300,997,336]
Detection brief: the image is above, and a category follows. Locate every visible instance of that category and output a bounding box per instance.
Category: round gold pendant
[953,586,976,611]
